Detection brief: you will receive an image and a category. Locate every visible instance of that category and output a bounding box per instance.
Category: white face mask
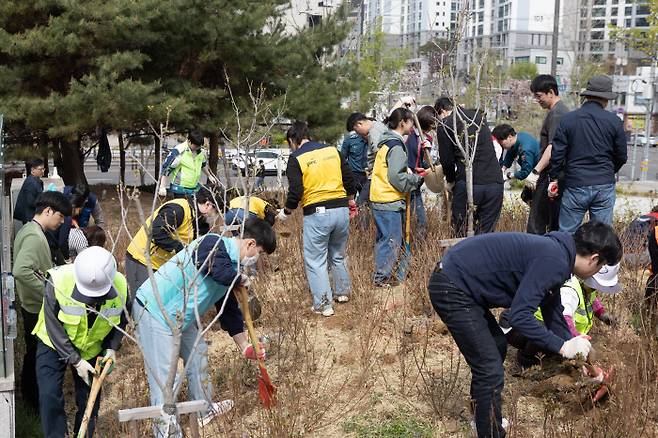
[242,254,259,266]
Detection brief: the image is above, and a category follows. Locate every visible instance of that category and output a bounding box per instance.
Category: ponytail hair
[384,107,414,130]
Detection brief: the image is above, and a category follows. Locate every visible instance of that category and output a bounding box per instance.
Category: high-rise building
[576,0,652,67]
[362,0,453,57]
[457,0,578,79]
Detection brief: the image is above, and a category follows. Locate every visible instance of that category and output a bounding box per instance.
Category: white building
[362,0,453,57]
[459,0,578,83]
[282,0,341,31]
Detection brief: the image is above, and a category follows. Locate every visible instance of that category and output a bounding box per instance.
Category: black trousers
[36,341,102,438]
[526,172,561,235]
[21,308,40,413]
[124,254,149,301]
[452,181,504,237]
[428,270,506,438]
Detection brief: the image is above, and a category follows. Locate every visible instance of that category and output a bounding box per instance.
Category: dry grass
[66,187,658,437]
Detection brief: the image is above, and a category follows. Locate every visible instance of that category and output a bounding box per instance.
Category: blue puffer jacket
[340,131,368,174]
[136,234,240,331]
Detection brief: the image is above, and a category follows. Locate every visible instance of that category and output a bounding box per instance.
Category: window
[636,17,649,27]
[557,57,564,65]
[591,31,604,40]
[625,18,632,27]
[535,56,547,64]
[592,8,605,17]
[625,6,633,16]
[611,7,618,16]
[477,24,483,35]
[591,19,605,28]
[515,56,530,63]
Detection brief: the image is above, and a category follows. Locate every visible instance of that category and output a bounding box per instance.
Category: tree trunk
[220,141,232,188]
[118,130,126,186]
[154,134,161,181]
[40,134,49,177]
[465,162,474,237]
[209,132,219,177]
[56,137,88,187]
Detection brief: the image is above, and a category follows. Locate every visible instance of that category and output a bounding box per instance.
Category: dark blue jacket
[340,132,368,175]
[441,231,576,353]
[63,185,98,227]
[499,132,540,180]
[549,101,627,188]
[13,175,43,224]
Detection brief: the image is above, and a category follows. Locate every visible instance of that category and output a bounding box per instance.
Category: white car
[232,150,287,176]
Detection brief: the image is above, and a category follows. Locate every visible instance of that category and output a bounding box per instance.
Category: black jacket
[436,109,503,185]
[549,101,627,188]
[13,175,43,224]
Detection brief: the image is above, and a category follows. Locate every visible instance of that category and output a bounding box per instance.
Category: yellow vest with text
[170,143,206,189]
[229,196,268,219]
[535,276,595,335]
[127,199,195,270]
[370,140,405,204]
[33,265,127,360]
[295,142,347,207]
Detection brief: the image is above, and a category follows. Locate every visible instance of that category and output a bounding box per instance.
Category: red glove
[243,342,266,361]
[415,167,428,178]
[547,180,559,199]
[348,199,358,219]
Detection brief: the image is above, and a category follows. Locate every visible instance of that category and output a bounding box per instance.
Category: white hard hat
[73,247,117,298]
[583,263,621,294]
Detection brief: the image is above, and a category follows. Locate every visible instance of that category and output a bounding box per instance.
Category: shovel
[236,286,277,408]
[77,358,114,438]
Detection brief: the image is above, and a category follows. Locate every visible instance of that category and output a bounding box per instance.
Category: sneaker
[198,399,234,427]
[469,417,510,433]
[311,305,335,317]
[335,295,349,303]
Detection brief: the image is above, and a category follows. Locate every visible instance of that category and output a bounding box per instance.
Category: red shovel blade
[258,363,277,409]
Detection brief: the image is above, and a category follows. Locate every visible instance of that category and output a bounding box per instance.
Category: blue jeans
[302,207,351,308]
[373,209,408,283]
[410,188,427,237]
[133,303,213,437]
[559,183,616,233]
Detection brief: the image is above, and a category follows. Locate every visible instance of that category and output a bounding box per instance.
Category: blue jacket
[340,132,368,174]
[136,234,244,332]
[549,101,627,188]
[63,186,97,228]
[440,231,576,353]
[499,132,540,180]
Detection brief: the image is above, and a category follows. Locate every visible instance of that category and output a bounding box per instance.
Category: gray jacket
[366,121,389,175]
[371,130,423,212]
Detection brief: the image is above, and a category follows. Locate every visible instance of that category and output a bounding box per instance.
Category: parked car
[628,133,658,148]
[232,149,287,176]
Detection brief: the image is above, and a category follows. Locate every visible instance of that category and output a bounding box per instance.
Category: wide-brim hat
[583,263,621,294]
[580,74,617,100]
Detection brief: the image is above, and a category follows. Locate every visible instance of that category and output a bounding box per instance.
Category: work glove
[158,185,168,197]
[445,181,455,193]
[243,342,267,361]
[100,349,116,375]
[348,199,358,219]
[421,139,433,151]
[560,335,592,359]
[276,209,289,222]
[597,313,616,326]
[74,359,97,386]
[524,170,539,191]
[547,180,559,199]
[415,167,428,178]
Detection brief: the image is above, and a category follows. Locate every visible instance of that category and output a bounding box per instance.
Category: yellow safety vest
[535,276,595,335]
[228,196,268,220]
[126,199,196,270]
[294,142,347,207]
[169,142,206,189]
[33,265,127,360]
[370,141,405,204]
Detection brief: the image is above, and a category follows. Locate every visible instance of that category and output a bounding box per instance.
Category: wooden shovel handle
[77,358,114,438]
[412,113,436,172]
[236,286,265,367]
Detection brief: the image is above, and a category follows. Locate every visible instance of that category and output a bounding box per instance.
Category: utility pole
[641,59,656,181]
[550,0,560,77]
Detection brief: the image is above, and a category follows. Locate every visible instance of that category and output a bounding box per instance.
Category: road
[618,144,658,182]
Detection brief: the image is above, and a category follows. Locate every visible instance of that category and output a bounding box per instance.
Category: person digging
[428,221,622,438]
[33,247,128,438]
